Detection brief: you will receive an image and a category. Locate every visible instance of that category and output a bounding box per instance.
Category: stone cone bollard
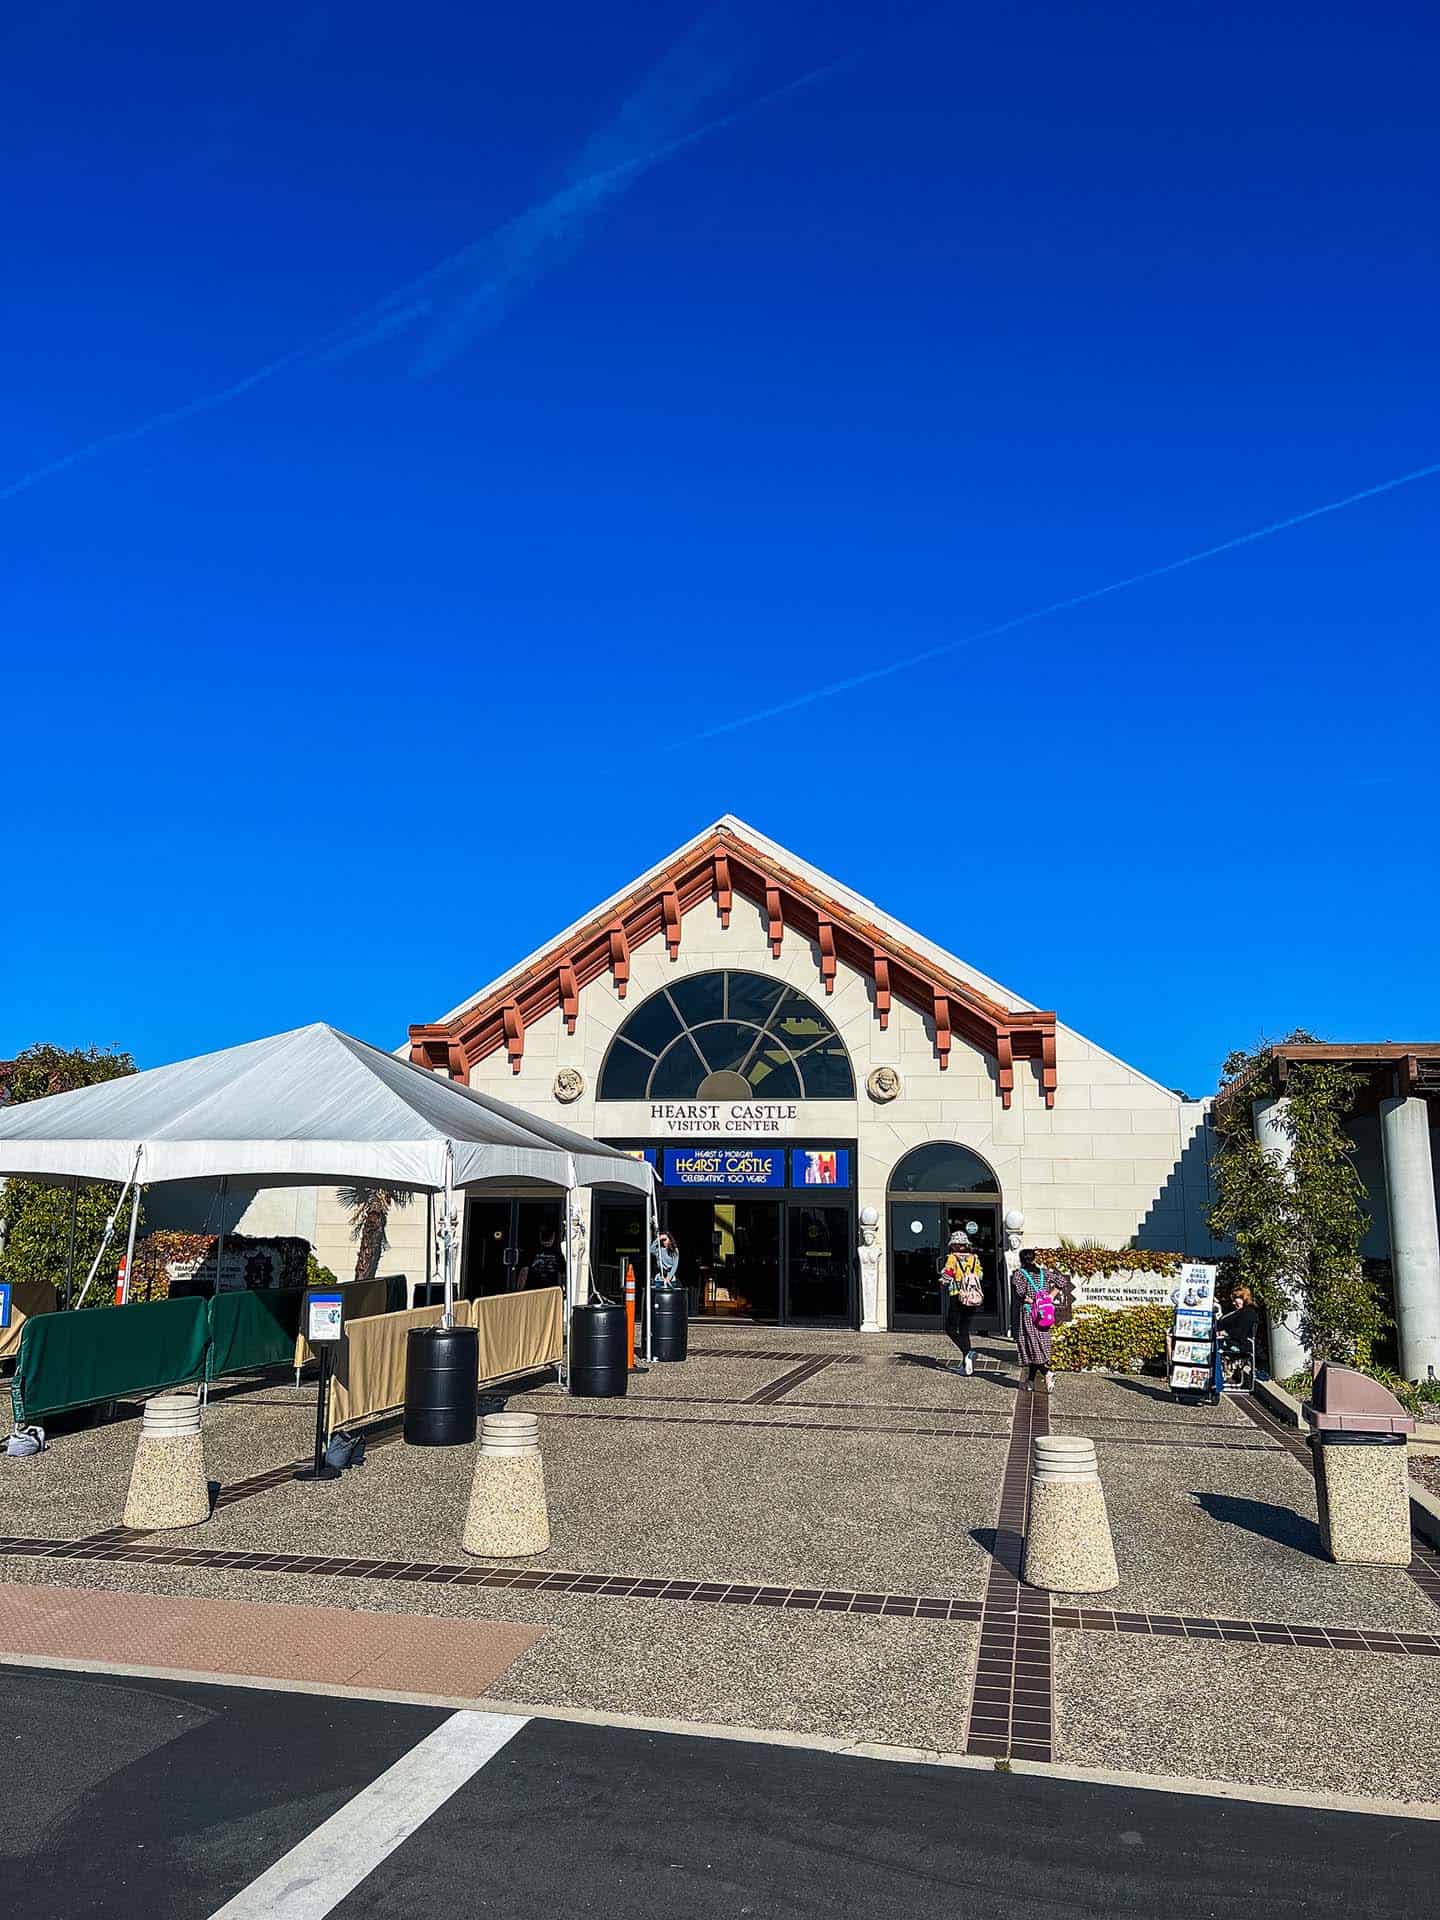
[1022,1435,1119,1593]
[462,1413,550,1558]
[122,1393,211,1531]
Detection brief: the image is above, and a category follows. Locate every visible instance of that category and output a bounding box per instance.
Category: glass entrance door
[462,1197,563,1298]
[786,1203,852,1322]
[889,1202,1000,1332]
[670,1199,781,1320]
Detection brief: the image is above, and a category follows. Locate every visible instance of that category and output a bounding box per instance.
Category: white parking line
[207,1708,529,1919]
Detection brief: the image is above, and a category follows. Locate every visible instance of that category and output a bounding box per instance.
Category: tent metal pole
[440,1143,456,1329]
[63,1176,78,1312]
[122,1176,142,1303]
[643,1184,654,1365]
[561,1185,577,1394]
[213,1174,228,1299]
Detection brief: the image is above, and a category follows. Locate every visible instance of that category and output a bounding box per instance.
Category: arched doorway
[887,1142,1004,1333]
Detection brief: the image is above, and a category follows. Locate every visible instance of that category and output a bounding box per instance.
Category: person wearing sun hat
[940,1226,985,1375]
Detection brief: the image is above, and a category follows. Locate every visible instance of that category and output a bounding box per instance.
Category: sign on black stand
[1169,1262,1219,1402]
[296,1289,345,1483]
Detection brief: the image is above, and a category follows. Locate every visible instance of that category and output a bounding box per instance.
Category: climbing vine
[1209,1031,1384,1369]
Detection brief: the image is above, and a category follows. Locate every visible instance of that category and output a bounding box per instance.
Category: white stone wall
[463,895,1207,1326]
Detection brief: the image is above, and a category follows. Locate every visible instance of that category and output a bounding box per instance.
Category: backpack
[945,1252,984,1308]
[324,1428,366,1472]
[1030,1274,1056,1331]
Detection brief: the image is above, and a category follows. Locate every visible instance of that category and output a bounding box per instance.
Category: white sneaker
[964,1353,974,1376]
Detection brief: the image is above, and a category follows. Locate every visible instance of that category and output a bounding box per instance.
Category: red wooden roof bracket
[407,824,1058,1099]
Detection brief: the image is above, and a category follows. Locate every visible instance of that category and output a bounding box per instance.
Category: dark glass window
[649,1034,711,1098]
[726,973,787,1024]
[597,1037,653,1101]
[746,1051,801,1098]
[598,971,855,1101]
[615,991,683,1056]
[888,1142,999,1194]
[668,973,725,1026]
[793,1041,854,1098]
[692,1021,761,1074]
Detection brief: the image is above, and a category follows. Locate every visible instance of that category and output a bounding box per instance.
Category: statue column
[858,1205,884,1333]
[1379,1092,1440,1381]
[1252,1097,1307,1379]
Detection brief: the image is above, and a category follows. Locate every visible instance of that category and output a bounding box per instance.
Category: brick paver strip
[742,1356,841,1405]
[0,1580,544,1696]
[963,1377,1055,1762]
[1,1531,1437,1655]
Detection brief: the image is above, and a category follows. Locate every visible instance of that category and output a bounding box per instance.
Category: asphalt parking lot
[6,1664,1437,1920]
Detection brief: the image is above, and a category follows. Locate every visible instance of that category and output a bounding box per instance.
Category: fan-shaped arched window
[888,1142,999,1194]
[599,971,855,1101]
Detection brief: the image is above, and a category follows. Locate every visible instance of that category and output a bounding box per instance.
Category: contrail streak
[0,41,839,505]
[676,457,1440,743]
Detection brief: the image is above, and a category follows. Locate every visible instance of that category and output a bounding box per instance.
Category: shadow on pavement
[1190,1490,1326,1559]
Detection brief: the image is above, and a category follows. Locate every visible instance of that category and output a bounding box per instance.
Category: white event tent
[0,1022,654,1333]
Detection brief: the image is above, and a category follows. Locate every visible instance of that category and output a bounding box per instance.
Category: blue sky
[3,0,1436,1095]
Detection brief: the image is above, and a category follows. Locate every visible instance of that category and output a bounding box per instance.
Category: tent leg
[643,1190,655,1365]
[214,1174,228,1295]
[561,1186,578,1394]
[122,1178,142,1304]
[63,1176,78,1312]
[440,1145,456,1328]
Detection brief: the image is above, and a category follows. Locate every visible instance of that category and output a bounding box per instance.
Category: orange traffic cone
[624,1262,637,1371]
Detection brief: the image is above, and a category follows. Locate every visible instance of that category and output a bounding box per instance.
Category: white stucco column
[1252,1097,1307,1378]
[1380,1094,1440,1381]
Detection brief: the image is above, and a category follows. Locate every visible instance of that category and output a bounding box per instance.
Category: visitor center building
[402,818,1218,1334]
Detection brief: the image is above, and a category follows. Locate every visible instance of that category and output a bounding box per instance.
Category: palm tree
[338,1185,413,1284]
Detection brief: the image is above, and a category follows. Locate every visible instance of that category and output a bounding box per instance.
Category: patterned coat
[1011,1268,1054,1367]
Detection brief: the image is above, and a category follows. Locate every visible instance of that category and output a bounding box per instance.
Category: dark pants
[944,1297,977,1357]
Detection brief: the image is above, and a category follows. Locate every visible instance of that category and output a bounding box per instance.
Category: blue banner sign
[792,1148,850,1189]
[663,1146,786,1189]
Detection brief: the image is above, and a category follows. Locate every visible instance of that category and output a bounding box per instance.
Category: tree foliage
[337,1185,413,1284]
[1209,1031,1383,1369]
[0,1043,141,1303]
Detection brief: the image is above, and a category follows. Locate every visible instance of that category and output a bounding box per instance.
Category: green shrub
[1282,1364,1440,1420]
[1053,1303,1175,1372]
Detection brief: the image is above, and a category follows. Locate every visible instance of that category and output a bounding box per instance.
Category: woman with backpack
[941,1227,985,1375]
[1012,1248,1055,1392]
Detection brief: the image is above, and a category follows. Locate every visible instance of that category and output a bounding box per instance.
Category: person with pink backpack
[1011,1249,1055,1393]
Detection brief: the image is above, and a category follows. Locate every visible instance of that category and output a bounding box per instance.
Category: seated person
[1215,1284,1260,1384]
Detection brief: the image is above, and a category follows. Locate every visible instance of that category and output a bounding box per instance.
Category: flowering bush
[1052,1303,1175,1372]
[1033,1247,1182,1281]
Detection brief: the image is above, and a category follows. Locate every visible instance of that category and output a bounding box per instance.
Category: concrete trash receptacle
[1022,1435,1119,1593]
[462,1412,550,1558]
[122,1393,210,1531]
[1304,1363,1414,1566]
